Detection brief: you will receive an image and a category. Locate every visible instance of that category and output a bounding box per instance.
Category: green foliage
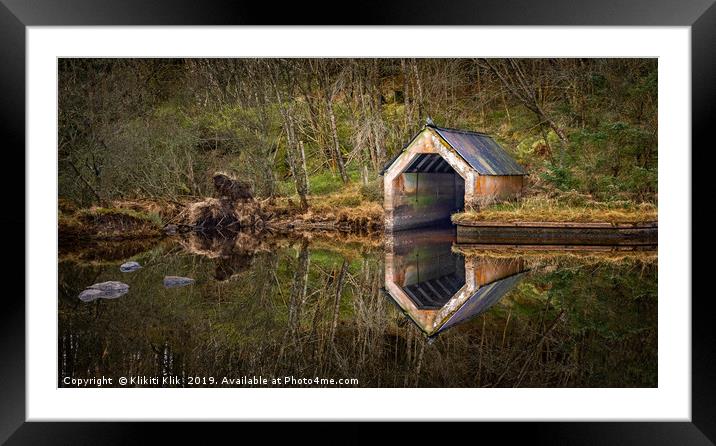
[58,58,658,206]
[360,177,383,202]
[540,162,577,191]
[308,171,349,196]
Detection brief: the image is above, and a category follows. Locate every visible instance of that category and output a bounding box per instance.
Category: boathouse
[381,121,527,231]
[383,227,527,337]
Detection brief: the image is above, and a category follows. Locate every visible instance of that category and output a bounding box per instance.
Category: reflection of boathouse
[383,227,527,336]
[381,122,527,231]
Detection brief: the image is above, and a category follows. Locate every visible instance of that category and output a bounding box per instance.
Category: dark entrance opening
[390,226,466,310]
[391,154,465,230]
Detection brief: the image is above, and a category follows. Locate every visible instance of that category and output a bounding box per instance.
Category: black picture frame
[1,0,711,443]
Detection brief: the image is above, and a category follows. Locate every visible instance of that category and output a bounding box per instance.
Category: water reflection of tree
[58,240,657,388]
[277,240,310,366]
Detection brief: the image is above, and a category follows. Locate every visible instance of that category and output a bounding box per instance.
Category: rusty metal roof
[435,271,527,335]
[432,126,527,176]
[380,125,527,176]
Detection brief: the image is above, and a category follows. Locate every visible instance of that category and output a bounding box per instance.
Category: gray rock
[120,261,142,272]
[163,276,195,288]
[79,281,129,302]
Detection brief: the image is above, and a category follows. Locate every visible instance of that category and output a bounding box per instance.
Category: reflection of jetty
[384,227,527,336]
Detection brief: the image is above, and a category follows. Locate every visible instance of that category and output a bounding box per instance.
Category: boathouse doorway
[389,154,465,230]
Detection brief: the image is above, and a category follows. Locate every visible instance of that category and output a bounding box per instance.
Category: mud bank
[59,195,384,242]
[169,195,384,234]
[59,206,164,242]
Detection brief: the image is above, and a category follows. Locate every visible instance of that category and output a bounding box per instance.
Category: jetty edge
[455,220,657,246]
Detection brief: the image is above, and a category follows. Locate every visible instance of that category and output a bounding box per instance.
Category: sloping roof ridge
[379,125,428,175]
[431,125,492,138]
[381,124,527,176]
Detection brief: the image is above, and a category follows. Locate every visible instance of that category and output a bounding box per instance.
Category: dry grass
[453,196,657,224]
[175,197,270,229]
[60,181,385,241]
[60,206,163,240]
[186,198,232,227]
[453,245,657,266]
[112,198,187,223]
[267,184,384,232]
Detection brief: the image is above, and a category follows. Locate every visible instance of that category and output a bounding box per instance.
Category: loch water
[59,228,657,388]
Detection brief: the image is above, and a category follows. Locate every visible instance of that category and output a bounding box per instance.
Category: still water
[59,228,657,388]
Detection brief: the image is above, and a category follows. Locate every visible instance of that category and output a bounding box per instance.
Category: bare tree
[315,60,349,184]
[481,58,568,157]
[266,60,310,210]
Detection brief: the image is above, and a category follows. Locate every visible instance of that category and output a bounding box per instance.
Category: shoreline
[58,197,659,245]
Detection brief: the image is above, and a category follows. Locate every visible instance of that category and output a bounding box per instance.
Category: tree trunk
[299,139,310,192]
[325,91,349,184]
[368,60,385,166]
[401,59,411,135]
[266,61,309,210]
[411,59,424,122]
[476,63,486,125]
[287,111,309,211]
[357,67,379,171]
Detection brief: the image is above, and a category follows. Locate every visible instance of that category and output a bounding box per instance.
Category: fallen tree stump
[171,173,270,231]
[182,197,269,231]
[213,173,253,201]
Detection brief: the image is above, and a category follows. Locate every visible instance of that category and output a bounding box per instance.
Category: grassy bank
[59,204,164,241]
[452,195,657,225]
[267,182,383,232]
[59,180,385,240]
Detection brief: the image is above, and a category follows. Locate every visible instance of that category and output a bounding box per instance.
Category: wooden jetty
[456,221,657,246]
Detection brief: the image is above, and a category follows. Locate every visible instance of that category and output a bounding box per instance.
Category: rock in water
[79,281,129,302]
[120,261,142,272]
[163,276,195,288]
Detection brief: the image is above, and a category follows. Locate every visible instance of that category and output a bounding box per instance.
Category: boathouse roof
[381,124,527,176]
[435,271,527,335]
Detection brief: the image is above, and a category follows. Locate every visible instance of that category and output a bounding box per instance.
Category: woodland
[59,58,657,218]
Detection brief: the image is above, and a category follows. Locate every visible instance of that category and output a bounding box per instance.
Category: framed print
[2,0,712,443]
